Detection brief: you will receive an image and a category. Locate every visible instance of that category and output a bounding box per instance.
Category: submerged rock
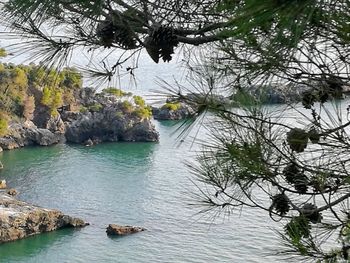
[0,192,88,243]
[106,224,146,236]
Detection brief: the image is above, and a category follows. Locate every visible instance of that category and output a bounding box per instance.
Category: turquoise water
[0,121,281,263]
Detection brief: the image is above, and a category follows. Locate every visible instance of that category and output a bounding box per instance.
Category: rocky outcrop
[152,103,195,120]
[64,110,158,143]
[33,105,66,134]
[106,224,146,236]
[0,87,159,150]
[63,88,159,144]
[0,121,61,150]
[0,191,88,244]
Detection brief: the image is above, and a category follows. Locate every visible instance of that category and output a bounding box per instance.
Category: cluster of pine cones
[301,76,344,109]
[144,26,179,63]
[96,18,137,49]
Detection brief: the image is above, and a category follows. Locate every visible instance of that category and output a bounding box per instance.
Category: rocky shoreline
[0,191,88,244]
[0,88,159,151]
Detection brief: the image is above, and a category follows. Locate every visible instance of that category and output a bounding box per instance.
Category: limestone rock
[33,106,66,134]
[0,192,88,243]
[7,189,18,196]
[122,119,159,142]
[25,128,61,146]
[152,103,195,120]
[106,224,146,236]
[0,137,20,150]
[0,121,61,151]
[0,180,6,189]
[65,108,159,144]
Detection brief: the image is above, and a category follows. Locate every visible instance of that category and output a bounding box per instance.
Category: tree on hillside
[2,0,350,261]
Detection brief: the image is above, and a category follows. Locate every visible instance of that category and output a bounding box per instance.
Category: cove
[0,121,280,263]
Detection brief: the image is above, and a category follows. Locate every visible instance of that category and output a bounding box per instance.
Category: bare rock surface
[106,224,146,236]
[0,191,88,243]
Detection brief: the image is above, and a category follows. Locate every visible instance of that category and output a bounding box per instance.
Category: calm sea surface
[0,120,284,263]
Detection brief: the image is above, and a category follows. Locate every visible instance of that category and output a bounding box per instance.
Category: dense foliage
[0,62,83,132]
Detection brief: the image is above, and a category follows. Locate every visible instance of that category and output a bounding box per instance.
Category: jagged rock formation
[0,121,62,150]
[0,191,88,243]
[63,88,159,144]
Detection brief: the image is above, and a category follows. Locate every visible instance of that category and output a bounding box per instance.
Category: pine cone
[283,162,300,184]
[286,128,309,152]
[272,193,290,216]
[301,203,322,223]
[145,26,179,63]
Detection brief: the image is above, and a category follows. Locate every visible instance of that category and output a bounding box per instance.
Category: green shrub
[103,87,127,97]
[79,106,88,113]
[11,67,28,88]
[0,118,8,136]
[0,48,7,58]
[162,102,181,111]
[121,100,134,113]
[52,90,63,108]
[88,103,103,112]
[133,106,152,119]
[133,95,145,107]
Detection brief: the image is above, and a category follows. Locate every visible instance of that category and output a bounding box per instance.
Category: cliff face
[63,88,159,144]
[0,191,88,243]
[63,109,159,144]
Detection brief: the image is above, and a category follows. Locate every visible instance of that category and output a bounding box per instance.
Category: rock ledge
[0,191,88,243]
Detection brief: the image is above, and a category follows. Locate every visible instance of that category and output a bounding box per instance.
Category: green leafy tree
[41,87,52,106]
[59,68,82,90]
[50,90,63,116]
